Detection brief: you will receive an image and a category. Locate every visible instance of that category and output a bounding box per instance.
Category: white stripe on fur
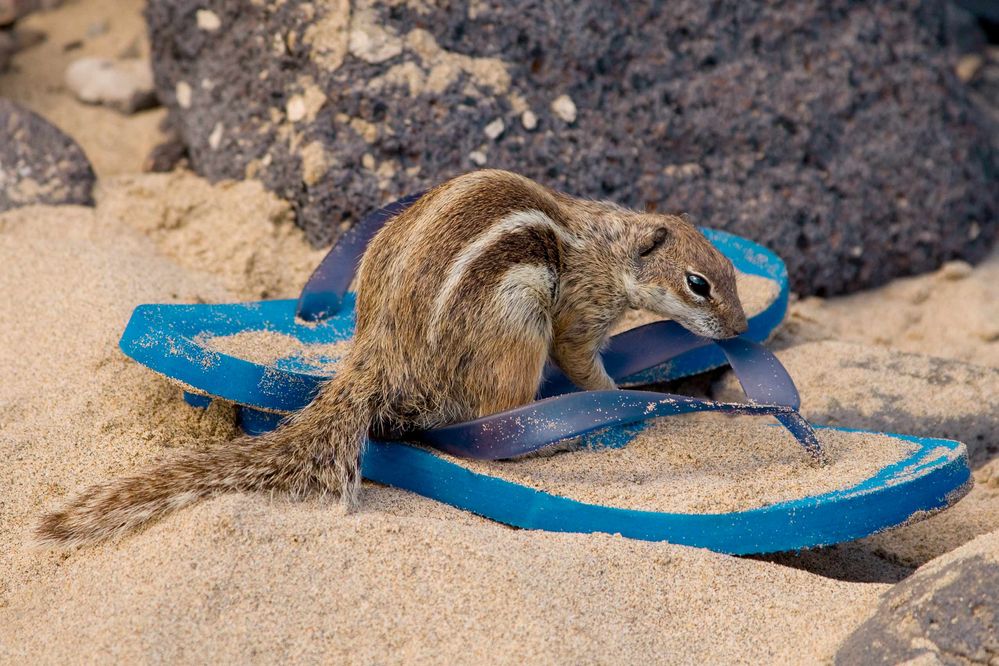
[428,209,572,341]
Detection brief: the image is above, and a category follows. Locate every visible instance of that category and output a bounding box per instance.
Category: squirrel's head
[623,214,748,339]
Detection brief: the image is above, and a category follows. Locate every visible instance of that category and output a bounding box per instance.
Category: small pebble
[0,0,34,26]
[64,57,157,114]
[196,9,221,32]
[551,94,577,124]
[520,110,538,131]
[939,260,973,281]
[117,36,142,59]
[175,80,192,109]
[208,122,224,150]
[908,285,931,305]
[0,31,13,68]
[286,95,306,122]
[484,118,505,140]
[468,150,487,166]
[144,134,187,173]
[978,327,999,343]
[361,153,375,170]
[955,54,983,83]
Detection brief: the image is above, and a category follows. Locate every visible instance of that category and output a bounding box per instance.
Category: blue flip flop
[119,193,790,429]
[116,192,971,553]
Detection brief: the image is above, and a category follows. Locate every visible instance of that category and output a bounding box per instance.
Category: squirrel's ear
[635,227,670,258]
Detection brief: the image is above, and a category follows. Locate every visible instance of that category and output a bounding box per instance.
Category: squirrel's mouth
[674,312,740,340]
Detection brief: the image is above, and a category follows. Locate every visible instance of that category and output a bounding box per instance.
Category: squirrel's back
[355,170,580,430]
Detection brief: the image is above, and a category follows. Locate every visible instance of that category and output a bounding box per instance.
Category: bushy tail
[37,374,374,546]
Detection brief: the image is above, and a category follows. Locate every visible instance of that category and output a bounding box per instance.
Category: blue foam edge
[360,426,970,555]
[119,228,789,412]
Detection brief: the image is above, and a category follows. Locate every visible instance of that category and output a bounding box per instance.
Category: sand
[445,413,917,513]
[205,331,352,374]
[3,178,993,665]
[712,338,999,571]
[715,340,999,465]
[778,256,999,367]
[0,495,883,664]
[1,1,997,662]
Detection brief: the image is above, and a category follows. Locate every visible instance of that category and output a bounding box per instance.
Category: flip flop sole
[119,228,788,414]
[361,426,971,555]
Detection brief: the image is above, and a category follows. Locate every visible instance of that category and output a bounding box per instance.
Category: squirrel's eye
[686,273,711,298]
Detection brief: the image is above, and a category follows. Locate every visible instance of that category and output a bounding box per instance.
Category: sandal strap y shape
[413,337,823,462]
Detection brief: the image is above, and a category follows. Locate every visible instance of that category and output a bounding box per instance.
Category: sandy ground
[0,1,997,663]
[779,256,999,368]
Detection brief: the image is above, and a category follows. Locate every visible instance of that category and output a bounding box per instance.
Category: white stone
[208,122,224,150]
[175,80,192,109]
[196,9,221,32]
[348,27,403,64]
[484,118,505,140]
[520,110,538,131]
[300,141,329,186]
[955,54,983,83]
[64,57,157,114]
[939,260,973,281]
[468,150,487,166]
[286,95,307,122]
[551,94,577,124]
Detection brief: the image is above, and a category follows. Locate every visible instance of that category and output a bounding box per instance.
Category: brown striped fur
[37,170,747,546]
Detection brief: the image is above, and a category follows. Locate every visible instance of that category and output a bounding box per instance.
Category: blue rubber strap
[414,390,821,461]
[715,337,800,408]
[540,327,797,406]
[713,337,819,455]
[413,338,823,462]
[296,192,424,321]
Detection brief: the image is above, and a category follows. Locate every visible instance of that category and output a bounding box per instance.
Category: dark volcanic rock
[835,532,999,665]
[143,133,188,173]
[145,0,999,295]
[0,99,96,210]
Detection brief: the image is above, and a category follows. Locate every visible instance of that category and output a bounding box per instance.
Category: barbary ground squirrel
[39,170,747,545]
